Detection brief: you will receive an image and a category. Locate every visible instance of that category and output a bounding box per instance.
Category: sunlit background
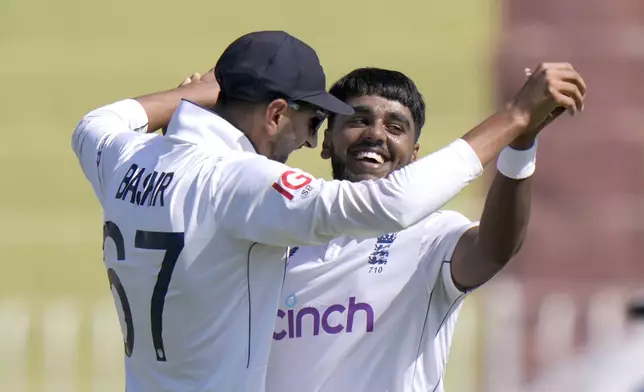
[1,0,643,391]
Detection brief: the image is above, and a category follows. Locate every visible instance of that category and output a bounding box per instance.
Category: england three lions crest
[367,233,397,265]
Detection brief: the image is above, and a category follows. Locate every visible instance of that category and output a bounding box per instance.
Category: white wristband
[496,140,537,179]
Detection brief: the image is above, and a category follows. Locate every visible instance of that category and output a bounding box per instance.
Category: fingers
[532,62,575,74]
[178,77,192,87]
[201,67,217,82]
[545,69,587,99]
[532,63,587,97]
[530,62,586,114]
[532,107,566,133]
[560,70,586,97]
[550,87,579,116]
[550,80,584,114]
[178,73,203,88]
[512,62,587,137]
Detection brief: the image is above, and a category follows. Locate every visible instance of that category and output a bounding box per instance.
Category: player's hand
[200,67,217,83]
[509,66,579,149]
[161,70,220,134]
[509,62,586,133]
[177,67,217,86]
[522,68,566,133]
[176,68,220,106]
[178,73,203,87]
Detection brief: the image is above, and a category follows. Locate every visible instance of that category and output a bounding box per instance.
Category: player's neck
[213,106,263,154]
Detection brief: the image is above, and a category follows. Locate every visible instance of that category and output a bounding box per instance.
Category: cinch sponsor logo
[273,295,374,340]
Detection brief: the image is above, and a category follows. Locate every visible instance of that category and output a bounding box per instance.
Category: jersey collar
[165,99,256,153]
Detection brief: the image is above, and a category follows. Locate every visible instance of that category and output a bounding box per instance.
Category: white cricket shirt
[71,99,482,392]
[266,211,478,392]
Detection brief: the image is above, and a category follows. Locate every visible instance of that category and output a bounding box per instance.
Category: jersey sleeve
[71,99,149,201]
[419,210,479,302]
[212,138,483,247]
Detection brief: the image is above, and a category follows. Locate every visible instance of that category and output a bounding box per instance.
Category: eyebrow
[351,105,411,128]
[351,105,375,115]
[386,112,411,128]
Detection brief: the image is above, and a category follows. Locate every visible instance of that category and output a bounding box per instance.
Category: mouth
[354,151,385,164]
[347,148,391,172]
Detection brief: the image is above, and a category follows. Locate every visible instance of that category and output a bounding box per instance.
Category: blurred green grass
[0,0,497,389]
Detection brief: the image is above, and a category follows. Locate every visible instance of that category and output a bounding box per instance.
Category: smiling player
[266,66,586,392]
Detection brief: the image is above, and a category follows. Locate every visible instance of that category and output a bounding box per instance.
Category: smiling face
[323,95,420,181]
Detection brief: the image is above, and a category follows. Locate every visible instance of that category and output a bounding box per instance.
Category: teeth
[355,151,384,164]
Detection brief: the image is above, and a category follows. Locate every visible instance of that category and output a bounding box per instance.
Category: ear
[320,129,332,160]
[265,99,289,137]
[411,143,420,162]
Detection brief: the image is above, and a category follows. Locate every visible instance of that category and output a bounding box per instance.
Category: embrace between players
[72,31,586,392]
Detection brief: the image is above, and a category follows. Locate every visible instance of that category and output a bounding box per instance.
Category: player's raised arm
[215,63,586,246]
[448,63,587,290]
[215,137,481,246]
[71,98,150,200]
[71,72,219,200]
[136,69,220,133]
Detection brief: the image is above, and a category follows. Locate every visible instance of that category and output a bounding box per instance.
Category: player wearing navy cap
[72,29,580,391]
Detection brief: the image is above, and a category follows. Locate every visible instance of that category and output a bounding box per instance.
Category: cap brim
[299,92,354,115]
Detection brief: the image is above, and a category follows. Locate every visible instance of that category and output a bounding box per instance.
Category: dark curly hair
[328,67,426,141]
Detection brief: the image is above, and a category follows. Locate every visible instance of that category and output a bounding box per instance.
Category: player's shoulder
[214,151,316,188]
[411,209,474,239]
[414,210,477,268]
[103,129,156,157]
[95,132,156,179]
[377,210,472,256]
[217,151,290,172]
[419,209,471,228]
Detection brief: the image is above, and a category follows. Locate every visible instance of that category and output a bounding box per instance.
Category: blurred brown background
[495,1,644,390]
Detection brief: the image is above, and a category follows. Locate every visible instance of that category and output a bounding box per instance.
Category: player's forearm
[135,81,220,133]
[474,135,536,264]
[460,106,531,167]
[349,107,530,233]
[228,139,485,247]
[228,109,542,245]
[364,138,484,231]
[475,171,532,265]
[72,99,150,155]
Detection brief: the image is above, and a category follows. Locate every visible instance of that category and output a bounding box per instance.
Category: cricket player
[266,66,586,392]
[71,27,582,392]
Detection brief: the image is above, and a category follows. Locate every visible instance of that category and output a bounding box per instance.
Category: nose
[362,120,387,143]
[304,131,318,149]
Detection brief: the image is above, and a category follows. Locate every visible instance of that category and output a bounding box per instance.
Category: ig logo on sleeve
[272,170,314,200]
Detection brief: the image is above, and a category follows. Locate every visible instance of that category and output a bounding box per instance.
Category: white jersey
[266,211,478,392]
[71,99,482,392]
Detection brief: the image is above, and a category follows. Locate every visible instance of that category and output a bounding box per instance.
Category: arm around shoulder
[213,139,483,247]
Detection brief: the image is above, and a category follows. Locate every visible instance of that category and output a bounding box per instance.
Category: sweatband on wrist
[496,140,537,179]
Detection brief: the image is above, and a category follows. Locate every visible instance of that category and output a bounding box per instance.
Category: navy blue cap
[215,31,354,115]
